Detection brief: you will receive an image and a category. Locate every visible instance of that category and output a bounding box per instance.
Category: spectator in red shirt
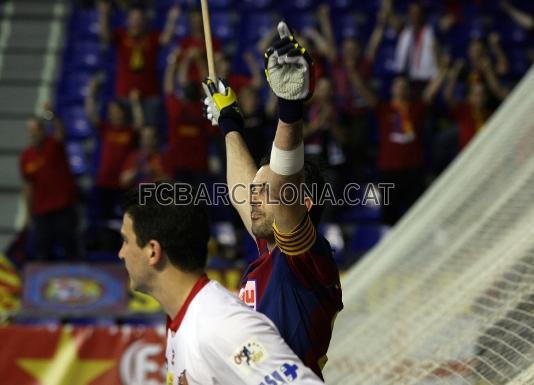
[120,126,172,188]
[445,59,492,149]
[97,1,179,125]
[19,105,79,260]
[163,49,216,185]
[464,35,509,104]
[362,68,447,225]
[85,76,144,219]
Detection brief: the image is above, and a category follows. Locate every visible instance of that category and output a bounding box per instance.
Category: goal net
[324,66,534,385]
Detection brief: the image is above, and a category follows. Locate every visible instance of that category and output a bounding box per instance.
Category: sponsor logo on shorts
[231,337,269,374]
[258,362,300,384]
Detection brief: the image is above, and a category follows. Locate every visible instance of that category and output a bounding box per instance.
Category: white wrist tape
[270,142,304,176]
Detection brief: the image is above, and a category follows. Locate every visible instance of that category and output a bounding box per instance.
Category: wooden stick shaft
[200,0,216,80]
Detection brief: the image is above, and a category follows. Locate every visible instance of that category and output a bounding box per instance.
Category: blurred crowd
[18,0,533,261]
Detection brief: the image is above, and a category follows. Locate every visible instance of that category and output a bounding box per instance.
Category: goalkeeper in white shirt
[119,185,323,385]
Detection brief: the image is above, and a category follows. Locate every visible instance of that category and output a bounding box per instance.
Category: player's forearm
[225,132,257,202]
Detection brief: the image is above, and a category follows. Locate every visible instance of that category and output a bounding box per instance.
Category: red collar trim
[167,275,210,332]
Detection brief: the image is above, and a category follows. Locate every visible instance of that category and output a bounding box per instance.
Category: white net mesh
[324,66,534,385]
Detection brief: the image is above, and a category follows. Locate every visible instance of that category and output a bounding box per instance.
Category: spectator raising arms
[362,65,448,225]
[85,76,144,220]
[445,59,493,149]
[393,2,439,84]
[19,104,80,260]
[97,1,180,125]
[120,126,172,188]
[164,48,215,185]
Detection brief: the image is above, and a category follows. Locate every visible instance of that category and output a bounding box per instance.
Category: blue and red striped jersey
[239,227,343,379]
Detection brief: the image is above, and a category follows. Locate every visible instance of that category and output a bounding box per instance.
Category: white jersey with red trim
[165,277,324,385]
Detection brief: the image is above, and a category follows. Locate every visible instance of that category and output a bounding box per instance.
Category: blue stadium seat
[240,0,274,11]
[318,223,346,266]
[373,42,397,78]
[330,0,355,11]
[349,224,388,254]
[66,40,104,71]
[339,203,382,223]
[498,21,529,46]
[208,0,235,9]
[61,106,93,140]
[281,0,316,12]
[66,142,88,175]
[286,12,317,33]
[335,12,362,39]
[58,71,92,104]
[69,9,100,40]
[211,11,236,41]
[508,48,529,77]
[242,11,277,44]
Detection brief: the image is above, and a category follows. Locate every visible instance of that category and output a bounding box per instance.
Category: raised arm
[422,56,449,104]
[306,3,337,62]
[128,89,144,130]
[444,58,464,106]
[159,5,180,46]
[85,77,101,127]
[501,0,534,30]
[488,32,510,76]
[43,102,65,143]
[163,48,178,95]
[480,57,509,100]
[202,80,257,235]
[97,0,112,45]
[365,8,388,63]
[243,51,263,90]
[263,22,315,233]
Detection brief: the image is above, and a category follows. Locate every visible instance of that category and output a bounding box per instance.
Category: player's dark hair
[121,184,209,272]
[259,154,325,227]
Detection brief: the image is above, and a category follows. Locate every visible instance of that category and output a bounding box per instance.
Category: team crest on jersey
[232,337,269,374]
[239,280,257,310]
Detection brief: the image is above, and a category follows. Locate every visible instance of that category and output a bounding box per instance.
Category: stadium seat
[241,11,277,44]
[65,142,88,176]
[240,0,274,11]
[69,9,99,40]
[280,0,316,12]
[208,0,235,9]
[65,40,104,71]
[211,11,236,41]
[339,203,382,223]
[349,224,388,255]
[508,48,529,77]
[212,222,237,247]
[286,12,317,33]
[61,106,93,140]
[498,21,529,46]
[57,71,92,105]
[318,223,346,266]
[335,12,363,39]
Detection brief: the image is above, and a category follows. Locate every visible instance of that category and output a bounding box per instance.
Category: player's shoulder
[194,281,276,334]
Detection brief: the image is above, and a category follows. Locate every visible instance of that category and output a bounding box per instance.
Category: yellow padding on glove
[272,214,316,256]
[213,87,238,111]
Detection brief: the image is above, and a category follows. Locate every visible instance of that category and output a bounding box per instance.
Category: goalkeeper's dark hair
[121,184,209,272]
[259,154,326,227]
